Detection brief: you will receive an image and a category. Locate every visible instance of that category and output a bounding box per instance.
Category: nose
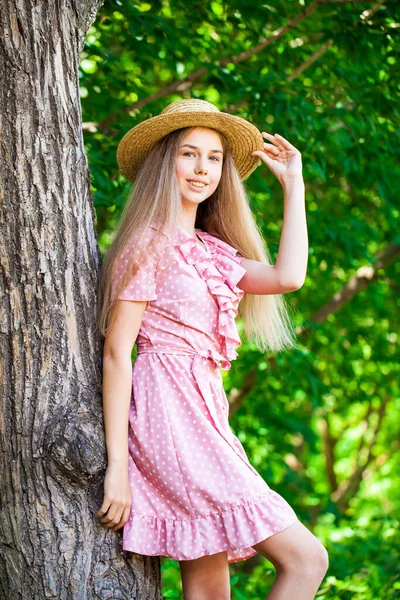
[194,157,208,175]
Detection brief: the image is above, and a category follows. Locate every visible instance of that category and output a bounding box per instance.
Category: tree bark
[0,2,161,598]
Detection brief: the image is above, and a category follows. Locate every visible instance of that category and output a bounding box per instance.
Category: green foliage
[82,0,400,596]
[160,517,400,598]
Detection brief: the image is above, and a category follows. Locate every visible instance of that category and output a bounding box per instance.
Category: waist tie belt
[136,342,260,478]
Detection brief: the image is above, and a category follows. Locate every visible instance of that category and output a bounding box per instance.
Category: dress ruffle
[172,226,247,365]
[123,488,298,564]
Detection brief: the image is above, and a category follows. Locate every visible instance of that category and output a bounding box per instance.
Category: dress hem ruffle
[122,489,298,564]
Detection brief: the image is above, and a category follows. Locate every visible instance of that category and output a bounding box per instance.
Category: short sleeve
[113,228,164,302]
[118,258,158,302]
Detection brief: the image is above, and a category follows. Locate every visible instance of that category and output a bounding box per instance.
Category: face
[175,127,224,207]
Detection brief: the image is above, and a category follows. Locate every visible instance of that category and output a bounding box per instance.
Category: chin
[181,196,210,206]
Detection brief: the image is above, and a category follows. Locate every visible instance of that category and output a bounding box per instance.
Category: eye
[182,152,221,161]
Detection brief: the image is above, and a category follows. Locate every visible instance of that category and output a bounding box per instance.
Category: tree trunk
[0,2,162,598]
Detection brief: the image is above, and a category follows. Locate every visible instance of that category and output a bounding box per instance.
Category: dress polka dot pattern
[113,222,298,563]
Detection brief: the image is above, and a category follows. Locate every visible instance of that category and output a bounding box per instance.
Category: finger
[262,132,288,153]
[96,501,111,517]
[113,520,124,531]
[273,133,296,150]
[111,507,124,529]
[122,505,131,525]
[114,506,131,531]
[99,513,113,525]
[262,132,279,144]
[262,143,280,154]
[252,147,280,160]
[113,506,130,531]
[251,151,275,165]
[99,505,117,524]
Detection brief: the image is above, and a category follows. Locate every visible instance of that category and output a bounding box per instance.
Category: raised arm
[238,132,307,296]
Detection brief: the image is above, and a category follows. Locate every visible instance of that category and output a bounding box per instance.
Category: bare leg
[252,520,329,600]
[179,551,230,600]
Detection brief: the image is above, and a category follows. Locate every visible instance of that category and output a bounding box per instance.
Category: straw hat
[116,98,264,182]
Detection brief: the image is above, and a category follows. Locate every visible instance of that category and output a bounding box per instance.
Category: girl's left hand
[251,132,303,185]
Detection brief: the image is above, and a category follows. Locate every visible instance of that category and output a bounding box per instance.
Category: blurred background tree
[81,0,400,597]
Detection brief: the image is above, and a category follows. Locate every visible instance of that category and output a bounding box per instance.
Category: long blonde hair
[97,126,297,352]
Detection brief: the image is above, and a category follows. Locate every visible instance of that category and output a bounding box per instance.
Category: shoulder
[114,225,169,283]
[126,223,170,259]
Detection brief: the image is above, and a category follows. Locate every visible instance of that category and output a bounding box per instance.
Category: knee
[298,541,329,582]
[310,542,329,579]
[281,540,329,582]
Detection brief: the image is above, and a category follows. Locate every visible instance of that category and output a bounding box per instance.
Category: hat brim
[116,110,264,182]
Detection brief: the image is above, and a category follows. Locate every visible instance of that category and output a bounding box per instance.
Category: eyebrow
[180,144,224,154]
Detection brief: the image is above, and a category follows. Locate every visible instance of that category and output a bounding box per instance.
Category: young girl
[96,99,328,599]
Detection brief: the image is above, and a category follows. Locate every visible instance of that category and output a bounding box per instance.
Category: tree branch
[381,276,400,294]
[331,395,391,512]
[310,242,400,324]
[353,396,376,456]
[370,435,400,472]
[225,39,334,115]
[318,415,339,493]
[287,40,334,81]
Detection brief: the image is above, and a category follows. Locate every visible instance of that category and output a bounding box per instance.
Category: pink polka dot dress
[113,222,298,564]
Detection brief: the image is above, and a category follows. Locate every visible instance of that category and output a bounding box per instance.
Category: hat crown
[117,98,263,182]
[160,99,220,116]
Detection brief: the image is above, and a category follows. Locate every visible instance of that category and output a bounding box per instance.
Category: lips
[186,180,208,189]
